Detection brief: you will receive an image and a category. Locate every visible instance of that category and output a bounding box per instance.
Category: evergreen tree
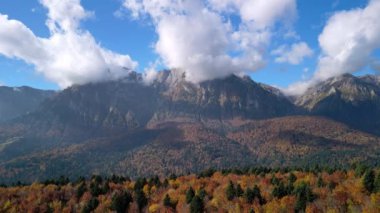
[317,176,325,187]
[236,184,244,197]
[363,170,375,193]
[375,172,380,193]
[76,182,86,199]
[272,182,287,199]
[90,182,102,197]
[134,178,147,192]
[288,173,297,184]
[226,181,236,200]
[294,182,315,212]
[354,164,368,177]
[198,188,207,200]
[186,187,195,204]
[328,181,336,191]
[190,195,204,213]
[245,188,255,204]
[245,185,264,204]
[163,194,172,208]
[111,191,133,213]
[271,175,280,185]
[82,198,99,213]
[135,189,148,212]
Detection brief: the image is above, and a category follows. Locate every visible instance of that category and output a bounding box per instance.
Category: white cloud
[208,0,297,28]
[0,0,137,88]
[122,0,297,83]
[286,0,380,95]
[272,42,313,65]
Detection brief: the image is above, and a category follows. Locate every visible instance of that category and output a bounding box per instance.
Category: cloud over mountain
[123,0,298,83]
[287,0,380,95]
[0,0,137,88]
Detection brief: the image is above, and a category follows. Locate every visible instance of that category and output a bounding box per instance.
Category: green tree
[272,182,287,199]
[90,182,102,197]
[354,164,368,177]
[271,175,280,185]
[135,189,147,212]
[163,194,172,207]
[186,187,195,204]
[111,191,133,213]
[317,176,325,187]
[375,172,380,193]
[245,188,255,203]
[245,185,264,205]
[198,188,207,200]
[82,198,99,213]
[134,178,147,192]
[236,184,244,197]
[363,170,375,193]
[226,181,236,201]
[294,182,315,212]
[76,182,86,199]
[190,195,204,213]
[288,173,297,184]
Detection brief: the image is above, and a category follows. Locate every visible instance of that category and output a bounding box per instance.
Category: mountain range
[0,70,379,183]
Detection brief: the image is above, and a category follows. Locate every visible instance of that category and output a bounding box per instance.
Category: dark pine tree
[375,172,380,193]
[186,187,195,204]
[190,195,204,213]
[163,194,172,208]
[135,189,148,212]
[236,184,244,197]
[363,170,375,193]
[226,181,236,201]
[111,191,133,213]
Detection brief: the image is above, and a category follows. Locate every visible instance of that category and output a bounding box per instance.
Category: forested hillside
[1,166,379,212]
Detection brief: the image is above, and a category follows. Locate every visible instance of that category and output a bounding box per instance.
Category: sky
[0,0,379,95]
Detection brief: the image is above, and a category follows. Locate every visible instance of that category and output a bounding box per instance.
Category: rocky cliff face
[295,74,380,135]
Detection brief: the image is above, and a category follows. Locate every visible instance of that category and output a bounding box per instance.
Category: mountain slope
[1,71,380,182]
[0,86,55,122]
[0,116,379,182]
[295,74,380,135]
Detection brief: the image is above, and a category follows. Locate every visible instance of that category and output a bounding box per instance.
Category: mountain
[0,86,55,122]
[1,116,379,182]
[295,74,380,135]
[1,71,297,145]
[1,71,380,182]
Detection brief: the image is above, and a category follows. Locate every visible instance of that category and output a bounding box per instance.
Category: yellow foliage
[143,184,150,195]
[1,200,12,211]
[326,208,338,213]
[148,204,160,213]
[151,185,157,193]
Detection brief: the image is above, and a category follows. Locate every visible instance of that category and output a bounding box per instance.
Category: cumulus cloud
[123,0,297,83]
[272,42,313,65]
[0,0,137,88]
[208,0,297,28]
[286,0,380,95]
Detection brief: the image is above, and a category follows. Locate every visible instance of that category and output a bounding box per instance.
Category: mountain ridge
[0,71,380,182]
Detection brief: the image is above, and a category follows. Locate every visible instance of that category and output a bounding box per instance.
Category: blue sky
[0,0,378,91]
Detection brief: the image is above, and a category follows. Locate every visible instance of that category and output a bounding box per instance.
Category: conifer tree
[226,181,236,200]
[186,187,195,204]
[190,195,204,213]
[363,170,375,193]
[163,194,172,207]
